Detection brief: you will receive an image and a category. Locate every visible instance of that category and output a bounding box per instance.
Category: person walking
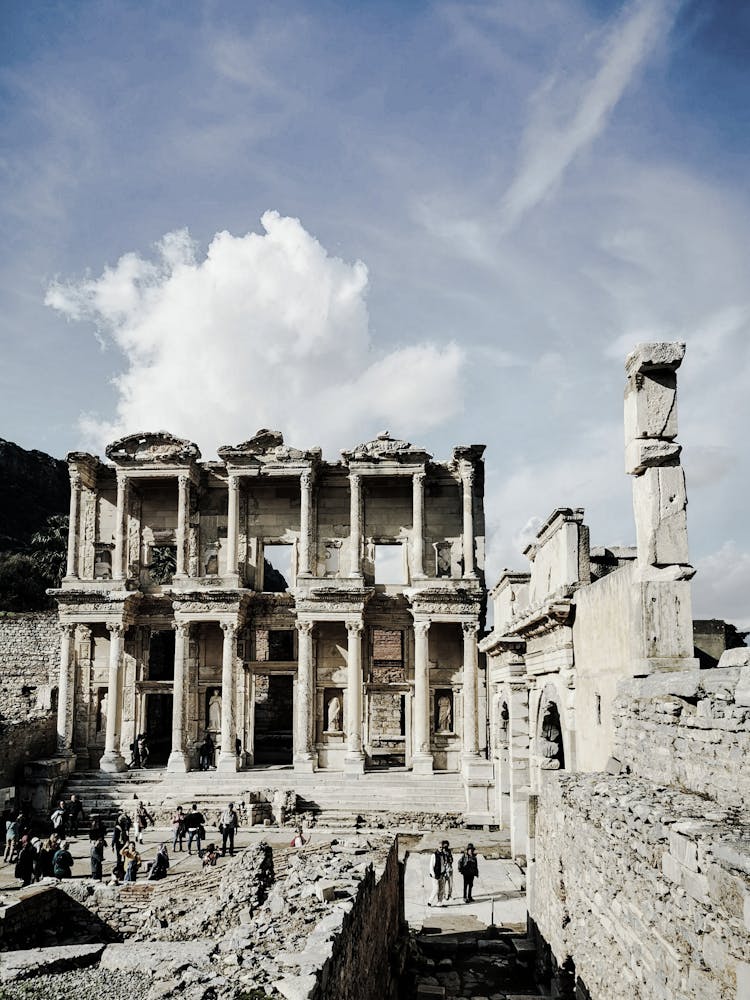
[428,842,446,907]
[171,806,186,852]
[14,836,36,886]
[458,843,479,902]
[50,800,67,839]
[219,802,238,857]
[137,734,150,768]
[184,803,205,856]
[90,837,105,880]
[53,840,74,879]
[441,840,454,902]
[121,840,141,882]
[148,843,170,881]
[135,802,155,845]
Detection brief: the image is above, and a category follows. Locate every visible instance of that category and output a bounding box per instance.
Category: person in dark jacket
[90,837,105,880]
[14,836,36,886]
[53,841,74,879]
[148,843,170,881]
[89,815,107,842]
[458,843,479,903]
[184,804,205,856]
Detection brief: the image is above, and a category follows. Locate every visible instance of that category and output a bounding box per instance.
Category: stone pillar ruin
[344,621,365,773]
[100,623,127,772]
[299,472,312,577]
[217,622,238,771]
[412,620,433,773]
[412,472,425,579]
[624,342,698,675]
[55,623,76,755]
[175,475,190,578]
[462,621,480,757]
[113,473,128,581]
[349,474,362,576]
[225,475,240,582]
[167,622,190,772]
[294,620,316,771]
[460,462,476,578]
[65,472,81,579]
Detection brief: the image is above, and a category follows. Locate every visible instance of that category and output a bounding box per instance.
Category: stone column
[412,472,426,580]
[349,473,362,576]
[460,463,476,578]
[175,475,190,577]
[412,620,433,773]
[344,621,365,773]
[56,623,76,755]
[65,472,81,579]
[299,472,312,576]
[294,620,316,771]
[217,622,238,771]
[462,621,479,757]
[226,475,240,580]
[101,623,127,772]
[167,622,190,772]
[113,473,128,581]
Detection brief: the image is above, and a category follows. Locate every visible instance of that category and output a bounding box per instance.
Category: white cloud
[46,212,465,457]
[693,542,750,633]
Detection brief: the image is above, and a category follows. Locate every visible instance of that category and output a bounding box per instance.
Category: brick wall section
[613,666,750,810]
[531,773,750,1000]
[0,716,56,785]
[0,611,59,720]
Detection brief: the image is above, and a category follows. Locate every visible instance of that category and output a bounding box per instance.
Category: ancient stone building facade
[52,430,489,795]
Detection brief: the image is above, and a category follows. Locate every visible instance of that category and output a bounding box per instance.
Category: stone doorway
[145,692,173,765]
[254,674,293,764]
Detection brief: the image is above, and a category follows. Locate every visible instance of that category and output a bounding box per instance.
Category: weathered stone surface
[0,944,104,983]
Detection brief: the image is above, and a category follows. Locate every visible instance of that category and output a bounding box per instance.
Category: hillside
[0,439,69,553]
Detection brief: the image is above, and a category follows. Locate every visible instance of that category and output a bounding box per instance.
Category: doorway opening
[254,674,293,764]
[145,692,173,765]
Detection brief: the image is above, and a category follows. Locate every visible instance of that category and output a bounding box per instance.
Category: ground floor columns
[56,623,76,755]
[412,620,433,773]
[100,623,127,772]
[462,621,480,758]
[167,622,190,772]
[217,622,238,771]
[294,620,316,771]
[344,620,365,773]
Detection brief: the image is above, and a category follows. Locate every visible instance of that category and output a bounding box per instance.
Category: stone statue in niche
[436,692,453,733]
[326,693,342,732]
[208,688,222,732]
[204,544,219,576]
[97,689,108,733]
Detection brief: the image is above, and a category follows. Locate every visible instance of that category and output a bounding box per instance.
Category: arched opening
[539,701,565,770]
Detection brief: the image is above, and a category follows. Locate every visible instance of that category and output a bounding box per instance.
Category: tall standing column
[218,622,238,771]
[56,623,76,755]
[167,622,190,772]
[226,475,239,580]
[461,462,476,578]
[462,621,479,758]
[100,623,127,772]
[349,473,362,576]
[299,472,312,576]
[294,620,316,771]
[175,475,190,578]
[344,621,365,773]
[113,473,128,582]
[412,471,426,580]
[65,472,81,579]
[412,620,433,773]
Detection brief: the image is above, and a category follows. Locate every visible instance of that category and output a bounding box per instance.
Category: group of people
[170,801,239,858]
[428,841,479,906]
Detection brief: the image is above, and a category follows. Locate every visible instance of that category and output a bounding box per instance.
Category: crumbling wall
[531,772,750,1000]
[0,611,58,720]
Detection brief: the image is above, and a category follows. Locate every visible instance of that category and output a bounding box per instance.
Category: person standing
[14,836,36,886]
[121,840,141,882]
[4,815,19,862]
[53,840,74,879]
[67,794,84,837]
[171,806,186,852]
[135,802,155,845]
[219,802,239,857]
[441,841,454,902]
[90,837,105,880]
[184,803,205,856]
[428,843,446,907]
[458,843,479,903]
[36,836,58,880]
[50,800,67,839]
[89,814,107,842]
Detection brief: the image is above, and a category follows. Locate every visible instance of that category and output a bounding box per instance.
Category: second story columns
[299,472,313,577]
[65,473,81,580]
[226,475,240,581]
[460,462,476,579]
[412,471,426,579]
[349,473,363,577]
[175,475,190,578]
[113,473,129,582]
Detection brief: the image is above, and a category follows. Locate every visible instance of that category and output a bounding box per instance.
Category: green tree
[148,545,177,584]
[28,513,69,587]
[0,553,52,611]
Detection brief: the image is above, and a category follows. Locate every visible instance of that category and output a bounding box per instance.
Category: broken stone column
[624,342,698,675]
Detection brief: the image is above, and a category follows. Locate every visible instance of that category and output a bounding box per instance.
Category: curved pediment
[105,432,201,465]
[342,431,432,464]
[218,429,321,465]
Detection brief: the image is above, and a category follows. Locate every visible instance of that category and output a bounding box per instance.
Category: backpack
[458,854,466,874]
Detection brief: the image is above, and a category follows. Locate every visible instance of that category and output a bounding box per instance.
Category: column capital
[300,471,313,490]
[106,622,125,637]
[459,461,475,486]
[59,621,76,637]
[345,620,364,636]
[69,470,82,489]
[116,470,128,487]
[297,620,315,636]
[413,471,426,486]
[462,620,479,637]
[228,474,240,491]
[413,620,430,637]
[173,621,190,637]
[177,473,190,488]
[349,471,361,487]
[220,621,237,636]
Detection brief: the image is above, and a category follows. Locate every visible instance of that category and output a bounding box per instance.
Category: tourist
[115,810,132,839]
[67,793,84,836]
[441,840,454,902]
[202,843,219,868]
[135,802,155,845]
[290,827,307,848]
[53,840,74,879]
[36,835,58,879]
[172,806,186,852]
[199,733,215,771]
[14,835,36,886]
[458,844,479,903]
[184,803,205,856]
[219,801,239,857]
[4,814,19,862]
[428,842,447,906]
[50,800,67,838]
[90,837,105,880]
[89,814,107,842]
[137,734,150,768]
[148,843,170,881]
[111,820,126,868]
[121,840,141,882]
[128,736,141,769]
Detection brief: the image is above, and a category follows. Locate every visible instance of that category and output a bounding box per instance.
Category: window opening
[263,543,292,591]
[374,543,404,585]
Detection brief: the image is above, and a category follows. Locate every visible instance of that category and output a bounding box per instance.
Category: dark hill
[0,439,69,553]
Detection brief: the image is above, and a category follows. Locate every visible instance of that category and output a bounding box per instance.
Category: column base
[216,752,239,772]
[411,752,434,775]
[343,752,366,775]
[294,753,317,773]
[167,750,190,773]
[100,751,127,773]
[462,756,495,825]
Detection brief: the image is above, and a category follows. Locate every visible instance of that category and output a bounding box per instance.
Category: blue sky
[1,0,749,626]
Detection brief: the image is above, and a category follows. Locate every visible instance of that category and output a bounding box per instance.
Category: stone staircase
[62,767,469,829]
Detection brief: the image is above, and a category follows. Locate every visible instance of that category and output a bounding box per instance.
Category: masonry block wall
[0,611,59,719]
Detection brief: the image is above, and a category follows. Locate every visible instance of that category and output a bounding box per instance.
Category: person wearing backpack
[459,843,479,902]
[219,802,239,857]
[53,840,74,879]
[428,843,446,906]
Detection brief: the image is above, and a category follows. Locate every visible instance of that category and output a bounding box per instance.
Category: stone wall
[0,611,59,720]
[530,772,750,1000]
[0,717,57,788]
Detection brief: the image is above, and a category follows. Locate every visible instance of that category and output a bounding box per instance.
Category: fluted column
[344,621,365,773]
[462,621,479,758]
[294,620,316,771]
[299,472,312,576]
[412,471,426,580]
[412,620,433,773]
[349,473,362,576]
[65,472,81,579]
[226,475,239,580]
[167,622,190,772]
[100,623,127,772]
[217,622,238,771]
[56,623,76,755]
[175,475,190,577]
[113,473,128,581]
[460,462,476,578]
